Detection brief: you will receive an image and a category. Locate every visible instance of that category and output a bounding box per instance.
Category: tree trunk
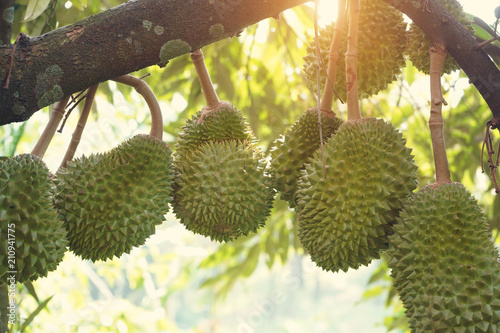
[0,0,308,125]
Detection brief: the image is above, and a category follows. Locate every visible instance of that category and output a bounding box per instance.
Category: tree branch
[0,0,308,125]
[383,0,500,123]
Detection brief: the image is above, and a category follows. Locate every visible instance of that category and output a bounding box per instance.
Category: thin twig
[59,84,99,169]
[113,74,163,140]
[58,92,88,133]
[31,96,71,158]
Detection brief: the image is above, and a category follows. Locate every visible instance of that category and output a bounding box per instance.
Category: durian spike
[113,74,163,140]
[320,0,346,111]
[59,84,99,169]
[31,96,70,158]
[428,43,452,184]
[190,49,222,112]
[345,0,361,121]
[314,0,327,178]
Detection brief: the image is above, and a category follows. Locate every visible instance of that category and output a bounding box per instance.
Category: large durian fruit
[54,134,174,261]
[174,140,274,242]
[296,118,418,273]
[270,108,342,207]
[0,154,67,282]
[303,0,407,100]
[406,0,474,74]
[387,183,500,331]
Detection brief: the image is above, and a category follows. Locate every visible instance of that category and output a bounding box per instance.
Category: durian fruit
[303,0,407,100]
[270,108,342,207]
[172,49,274,241]
[54,134,174,261]
[387,183,500,331]
[173,140,274,242]
[406,0,474,74]
[0,154,67,282]
[296,118,418,273]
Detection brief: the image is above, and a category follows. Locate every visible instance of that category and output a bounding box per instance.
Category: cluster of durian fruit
[1,0,499,330]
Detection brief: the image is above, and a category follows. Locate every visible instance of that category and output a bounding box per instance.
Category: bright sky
[316,0,499,26]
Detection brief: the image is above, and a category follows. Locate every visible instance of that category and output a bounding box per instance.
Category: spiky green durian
[0,154,67,282]
[296,118,418,273]
[54,134,174,262]
[270,108,343,207]
[303,0,407,100]
[174,101,254,161]
[407,0,474,74]
[387,183,500,331]
[173,140,275,242]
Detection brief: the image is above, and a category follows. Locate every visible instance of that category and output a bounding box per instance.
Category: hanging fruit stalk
[59,85,99,169]
[54,77,174,262]
[345,0,361,120]
[190,49,222,114]
[428,43,451,184]
[113,74,164,139]
[31,96,70,158]
[320,0,346,111]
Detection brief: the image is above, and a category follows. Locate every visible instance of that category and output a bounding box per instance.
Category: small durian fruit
[173,140,274,242]
[303,0,407,100]
[174,101,255,162]
[406,0,474,74]
[270,108,342,207]
[387,183,500,331]
[296,118,418,273]
[54,134,174,261]
[0,154,67,282]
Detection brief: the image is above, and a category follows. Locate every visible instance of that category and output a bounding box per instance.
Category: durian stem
[320,0,346,111]
[314,0,327,179]
[190,49,222,111]
[31,96,70,158]
[113,74,164,140]
[345,0,361,121]
[429,44,452,184]
[59,84,99,169]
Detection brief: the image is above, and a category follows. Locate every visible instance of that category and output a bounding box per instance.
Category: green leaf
[23,0,51,22]
[19,296,53,332]
[241,244,260,277]
[360,285,385,300]
[23,281,39,304]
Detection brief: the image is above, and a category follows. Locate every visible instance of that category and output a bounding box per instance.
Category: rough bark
[0,0,308,125]
[1,0,500,126]
[384,0,500,124]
